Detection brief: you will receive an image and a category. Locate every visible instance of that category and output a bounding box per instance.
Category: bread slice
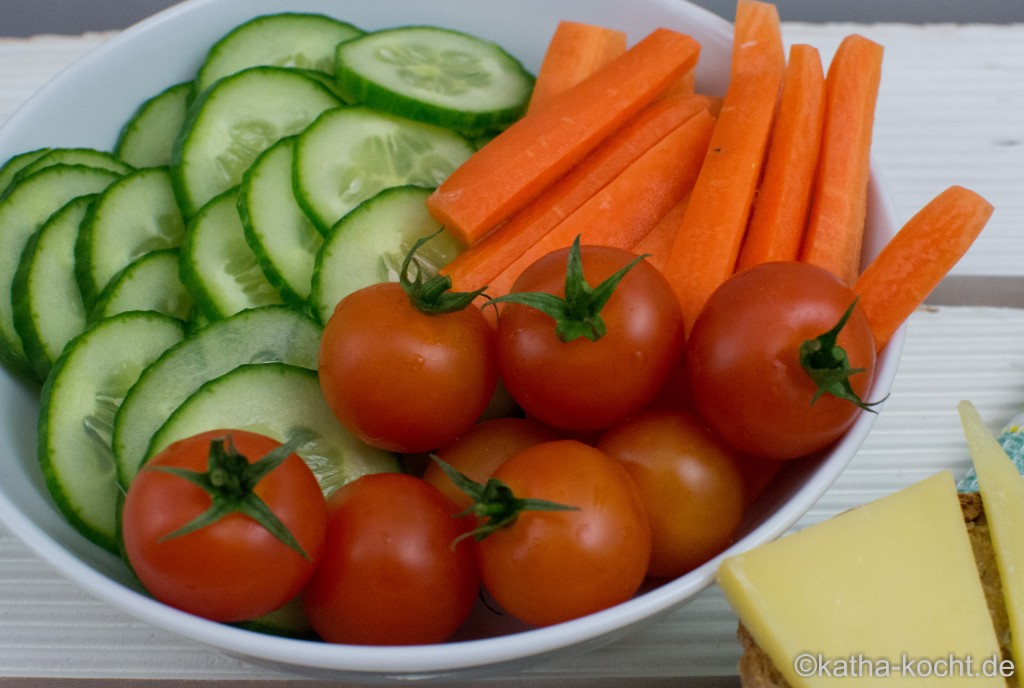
[735,492,1015,687]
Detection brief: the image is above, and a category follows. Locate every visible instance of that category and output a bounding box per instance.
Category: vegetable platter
[0,0,947,682]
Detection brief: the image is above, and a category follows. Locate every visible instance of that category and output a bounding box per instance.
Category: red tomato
[121,430,327,623]
[318,281,498,453]
[686,261,878,460]
[495,244,685,432]
[301,473,479,645]
[475,440,651,627]
[598,410,746,578]
[423,416,561,512]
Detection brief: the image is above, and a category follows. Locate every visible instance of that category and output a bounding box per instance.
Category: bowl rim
[0,0,906,679]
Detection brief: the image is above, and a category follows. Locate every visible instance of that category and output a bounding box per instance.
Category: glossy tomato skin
[685,261,877,460]
[121,430,327,623]
[423,416,562,512]
[598,410,746,578]
[318,282,498,453]
[301,472,479,645]
[496,246,685,432]
[476,440,651,627]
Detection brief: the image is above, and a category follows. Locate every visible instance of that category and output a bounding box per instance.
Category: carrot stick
[736,43,825,270]
[854,185,993,352]
[632,192,692,273]
[528,21,627,112]
[487,108,716,298]
[658,0,786,331]
[799,34,884,285]
[426,28,701,247]
[444,94,715,293]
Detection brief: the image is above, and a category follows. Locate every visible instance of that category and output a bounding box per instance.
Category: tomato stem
[151,430,314,559]
[400,231,487,314]
[488,235,648,342]
[800,298,887,412]
[431,456,579,544]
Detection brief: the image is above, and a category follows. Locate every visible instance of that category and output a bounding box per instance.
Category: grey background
[0,0,1022,36]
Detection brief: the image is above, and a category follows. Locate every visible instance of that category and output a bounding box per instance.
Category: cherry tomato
[318,280,498,453]
[301,473,479,645]
[495,242,685,432]
[598,410,746,578]
[686,261,878,460]
[474,439,651,627]
[121,429,327,623]
[423,416,561,512]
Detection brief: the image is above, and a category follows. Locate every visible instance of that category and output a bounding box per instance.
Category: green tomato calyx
[489,234,648,343]
[400,231,486,314]
[432,456,578,544]
[152,430,314,559]
[799,298,887,412]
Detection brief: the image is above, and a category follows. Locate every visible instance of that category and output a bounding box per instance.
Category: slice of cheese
[718,471,1004,687]
[960,400,1024,675]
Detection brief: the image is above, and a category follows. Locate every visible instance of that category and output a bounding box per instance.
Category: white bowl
[0,0,904,682]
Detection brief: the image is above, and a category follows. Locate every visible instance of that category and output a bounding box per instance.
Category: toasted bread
[735,492,1015,687]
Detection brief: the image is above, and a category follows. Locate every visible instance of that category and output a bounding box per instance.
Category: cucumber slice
[90,248,192,323]
[195,13,363,95]
[147,362,399,497]
[111,305,322,487]
[294,105,474,233]
[310,185,462,324]
[115,81,192,169]
[238,136,322,307]
[39,311,185,552]
[171,66,342,217]
[335,25,533,134]
[0,164,122,375]
[11,195,95,382]
[0,148,51,196]
[75,166,186,309]
[179,186,283,321]
[13,148,133,182]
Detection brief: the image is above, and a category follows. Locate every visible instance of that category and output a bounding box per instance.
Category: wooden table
[0,20,1022,687]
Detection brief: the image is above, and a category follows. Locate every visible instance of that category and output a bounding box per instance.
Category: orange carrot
[444,94,715,293]
[528,21,627,112]
[632,192,692,273]
[800,34,884,285]
[427,28,701,247]
[854,185,993,352]
[488,108,716,298]
[658,0,786,331]
[736,43,825,270]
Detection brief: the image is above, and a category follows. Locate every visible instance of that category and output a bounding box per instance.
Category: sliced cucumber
[335,25,533,134]
[0,148,51,196]
[38,311,185,552]
[75,166,186,309]
[90,248,192,323]
[11,195,95,382]
[12,148,132,182]
[293,105,474,233]
[179,186,283,321]
[0,164,122,375]
[111,305,322,487]
[171,66,342,217]
[238,136,322,307]
[195,13,363,95]
[147,362,400,497]
[310,185,462,324]
[115,81,192,169]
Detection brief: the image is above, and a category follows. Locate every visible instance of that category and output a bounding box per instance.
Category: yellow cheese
[718,471,1004,687]
[960,399,1024,675]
